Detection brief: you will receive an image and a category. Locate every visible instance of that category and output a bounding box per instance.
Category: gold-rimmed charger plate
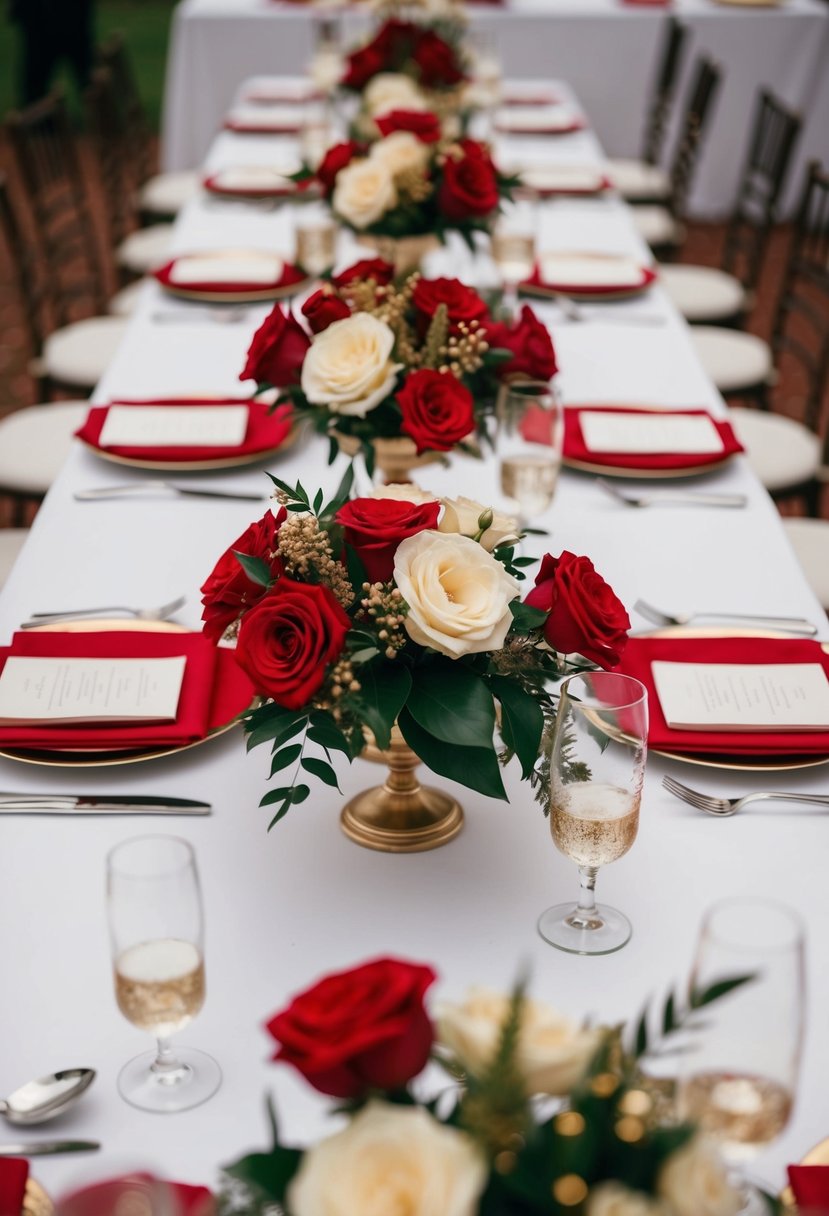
[521,252,657,302]
[644,625,829,773]
[0,620,253,769]
[80,421,301,473]
[23,1179,53,1216]
[780,1134,829,1209]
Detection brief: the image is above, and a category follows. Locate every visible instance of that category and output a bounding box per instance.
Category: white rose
[439,496,520,553]
[365,72,428,116]
[301,314,401,417]
[394,532,519,658]
[309,49,346,91]
[332,157,398,229]
[369,130,430,177]
[588,1183,668,1216]
[657,1137,742,1216]
[437,987,601,1096]
[372,484,439,505]
[287,1101,487,1216]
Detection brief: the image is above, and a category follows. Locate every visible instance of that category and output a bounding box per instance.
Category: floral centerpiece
[239,260,557,476]
[339,15,468,101]
[201,475,629,848]
[219,955,759,1216]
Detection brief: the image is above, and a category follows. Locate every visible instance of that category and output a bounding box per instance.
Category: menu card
[168,254,284,286]
[538,253,643,287]
[580,411,724,455]
[98,405,249,449]
[0,655,187,725]
[651,661,829,732]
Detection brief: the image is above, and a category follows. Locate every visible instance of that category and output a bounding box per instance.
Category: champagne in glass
[538,672,647,955]
[497,380,563,522]
[107,835,221,1112]
[491,196,537,315]
[295,202,338,277]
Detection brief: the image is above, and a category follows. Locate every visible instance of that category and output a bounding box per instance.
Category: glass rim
[503,378,555,396]
[700,895,805,954]
[106,834,195,880]
[560,671,648,712]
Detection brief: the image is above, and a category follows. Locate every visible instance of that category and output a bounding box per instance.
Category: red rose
[397,368,476,454]
[524,551,630,668]
[266,957,436,1098]
[376,109,442,144]
[200,509,286,642]
[336,496,440,583]
[239,305,310,387]
[371,18,419,62]
[412,30,465,87]
[438,145,499,221]
[235,578,350,710]
[342,44,386,90]
[332,258,395,289]
[485,305,558,382]
[316,140,364,194]
[412,276,489,333]
[301,288,351,334]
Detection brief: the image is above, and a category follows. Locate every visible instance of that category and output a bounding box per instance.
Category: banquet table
[161,0,829,217]
[2,79,829,1200]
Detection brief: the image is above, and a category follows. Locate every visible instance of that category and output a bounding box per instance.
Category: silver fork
[151,307,252,325]
[634,598,818,637]
[597,479,747,509]
[549,292,665,327]
[662,774,829,817]
[21,595,187,628]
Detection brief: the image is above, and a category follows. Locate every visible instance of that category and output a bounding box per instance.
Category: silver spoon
[0,1069,95,1125]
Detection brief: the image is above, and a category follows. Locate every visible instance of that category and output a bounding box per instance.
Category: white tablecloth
[161,0,829,217]
[2,82,829,1198]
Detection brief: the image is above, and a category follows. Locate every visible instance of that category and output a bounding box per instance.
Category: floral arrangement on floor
[200,476,629,827]
[219,955,760,1216]
[239,262,557,473]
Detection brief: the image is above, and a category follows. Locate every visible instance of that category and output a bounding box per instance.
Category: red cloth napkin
[616,635,829,756]
[154,259,306,296]
[224,115,303,133]
[202,173,314,199]
[522,263,657,296]
[0,631,253,750]
[788,1166,829,1213]
[75,398,293,462]
[59,1174,214,1216]
[0,1159,29,1216]
[555,406,744,469]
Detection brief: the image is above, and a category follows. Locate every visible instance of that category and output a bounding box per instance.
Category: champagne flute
[679,897,804,1162]
[107,835,221,1112]
[491,196,537,317]
[538,672,647,955]
[497,380,563,522]
[295,200,338,277]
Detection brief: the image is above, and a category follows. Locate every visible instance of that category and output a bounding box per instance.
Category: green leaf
[344,543,368,597]
[691,974,755,1010]
[261,786,292,806]
[267,800,291,829]
[307,726,353,758]
[327,435,340,466]
[291,784,310,804]
[246,714,305,753]
[634,1005,649,1058]
[270,744,302,777]
[508,601,548,633]
[313,488,324,515]
[301,756,341,790]
[489,676,544,780]
[398,708,508,801]
[354,660,412,750]
[407,660,496,748]
[662,991,677,1035]
[325,462,355,517]
[233,551,272,587]
[223,1145,302,1205]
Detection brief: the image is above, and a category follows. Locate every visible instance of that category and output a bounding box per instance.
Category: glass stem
[151,1037,189,1086]
[503,280,519,317]
[566,866,603,930]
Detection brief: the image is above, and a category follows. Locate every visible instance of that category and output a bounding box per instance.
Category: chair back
[5,90,109,327]
[97,34,153,189]
[0,170,48,359]
[666,55,721,218]
[641,17,689,166]
[722,90,802,292]
[85,66,133,250]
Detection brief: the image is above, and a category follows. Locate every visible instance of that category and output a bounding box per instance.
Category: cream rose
[394,532,519,658]
[439,496,520,553]
[301,314,401,417]
[372,484,439,505]
[657,1137,742,1216]
[588,1183,668,1216]
[364,72,428,116]
[287,1101,487,1216]
[369,130,430,177]
[310,49,346,91]
[332,157,398,229]
[437,987,601,1096]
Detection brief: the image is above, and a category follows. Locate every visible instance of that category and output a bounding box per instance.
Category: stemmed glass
[497,379,563,522]
[295,200,338,277]
[538,672,648,955]
[107,835,221,1112]
[491,195,537,317]
[679,897,804,1162]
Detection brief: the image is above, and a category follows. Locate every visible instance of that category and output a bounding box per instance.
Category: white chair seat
[138,170,200,217]
[782,518,829,611]
[691,326,773,393]
[43,317,128,390]
[659,264,747,323]
[109,278,149,317]
[116,223,174,275]
[631,205,684,249]
[728,406,820,493]
[605,158,671,202]
[0,529,29,590]
[0,402,89,495]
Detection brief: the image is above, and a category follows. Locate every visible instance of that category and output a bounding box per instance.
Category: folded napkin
[518,165,610,195]
[559,407,744,469]
[616,636,829,756]
[0,631,253,750]
[622,0,671,7]
[203,166,305,198]
[224,105,305,132]
[0,1159,29,1216]
[496,108,584,135]
[59,1174,214,1216]
[76,398,293,462]
[787,1165,829,1213]
[154,257,306,296]
[524,254,656,295]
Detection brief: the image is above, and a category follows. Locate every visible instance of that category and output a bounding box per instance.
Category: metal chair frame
[641,16,690,167]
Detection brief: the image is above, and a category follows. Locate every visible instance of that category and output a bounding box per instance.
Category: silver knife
[75,482,268,502]
[0,1140,100,1156]
[0,794,211,814]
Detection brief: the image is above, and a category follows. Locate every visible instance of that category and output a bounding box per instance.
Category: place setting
[152,250,312,304]
[202,161,316,203]
[521,251,659,301]
[494,103,587,136]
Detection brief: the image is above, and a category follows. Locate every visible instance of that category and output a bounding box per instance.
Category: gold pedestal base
[341,729,464,853]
